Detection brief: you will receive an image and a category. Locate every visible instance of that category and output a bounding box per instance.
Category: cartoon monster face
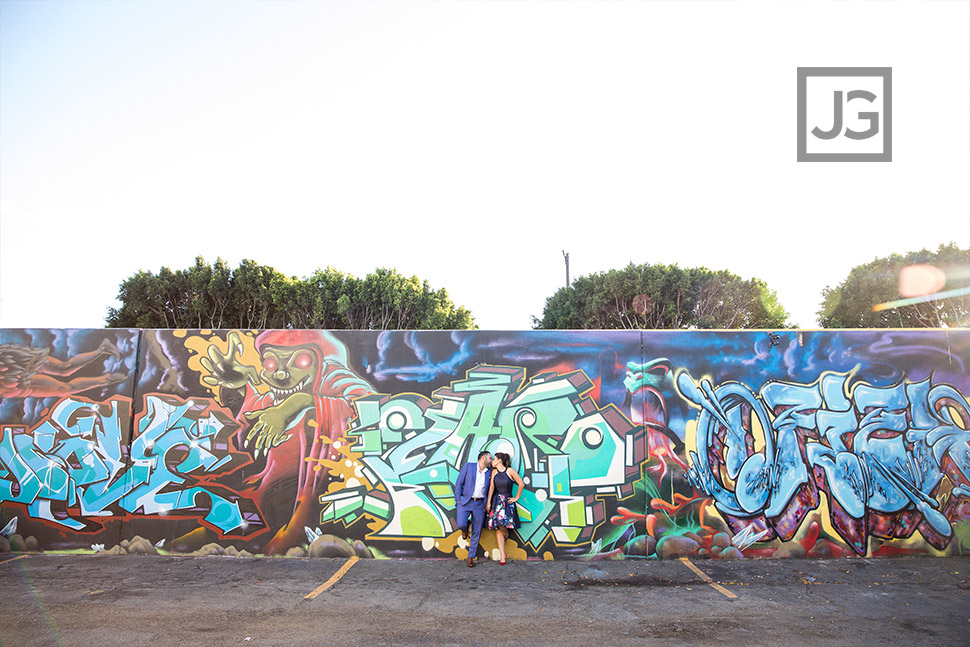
[259,345,317,399]
[624,359,671,428]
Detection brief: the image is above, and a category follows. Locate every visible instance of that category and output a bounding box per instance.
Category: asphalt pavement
[1,553,968,647]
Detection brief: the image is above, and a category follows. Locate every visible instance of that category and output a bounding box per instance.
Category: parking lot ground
[2,554,968,647]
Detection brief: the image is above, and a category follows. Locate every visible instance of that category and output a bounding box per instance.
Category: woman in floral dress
[485,452,525,565]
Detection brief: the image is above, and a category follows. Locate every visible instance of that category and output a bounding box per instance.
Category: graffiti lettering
[321,365,644,549]
[2,328,968,560]
[0,394,264,535]
[680,371,970,554]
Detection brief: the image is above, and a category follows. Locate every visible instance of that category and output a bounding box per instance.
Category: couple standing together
[454,450,526,567]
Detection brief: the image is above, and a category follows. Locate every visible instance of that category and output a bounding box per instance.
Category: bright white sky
[1,0,968,330]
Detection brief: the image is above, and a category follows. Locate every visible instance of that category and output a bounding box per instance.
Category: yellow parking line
[0,555,28,566]
[304,556,359,599]
[679,557,738,599]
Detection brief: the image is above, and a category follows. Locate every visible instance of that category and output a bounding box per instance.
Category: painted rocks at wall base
[656,535,700,559]
[308,534,357,558]
[622,535,656,557]
[774,542,808,559]
[125,537,158,555]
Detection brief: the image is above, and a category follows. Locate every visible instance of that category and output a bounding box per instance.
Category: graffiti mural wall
[1,328,968,560]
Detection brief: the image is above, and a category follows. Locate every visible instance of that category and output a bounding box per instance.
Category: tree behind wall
[106,257,476,330]
[533,262,791,330]
[817,243,970,328]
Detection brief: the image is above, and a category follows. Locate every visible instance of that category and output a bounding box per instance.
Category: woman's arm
[508,469,526,503]
[486,474,495,511]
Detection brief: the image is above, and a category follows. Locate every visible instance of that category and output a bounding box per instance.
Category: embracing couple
[454,450,526,567]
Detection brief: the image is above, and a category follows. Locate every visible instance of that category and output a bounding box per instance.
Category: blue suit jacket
[455,462,492,507]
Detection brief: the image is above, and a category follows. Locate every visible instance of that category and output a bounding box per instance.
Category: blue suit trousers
[456,498,487,558]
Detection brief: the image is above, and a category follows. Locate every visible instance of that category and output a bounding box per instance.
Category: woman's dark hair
[494,452,511,468]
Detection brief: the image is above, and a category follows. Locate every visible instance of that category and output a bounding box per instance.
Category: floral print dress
[487,469,520,529]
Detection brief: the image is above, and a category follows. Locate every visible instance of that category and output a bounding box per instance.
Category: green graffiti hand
[243,406,292,458]
[200,331,258,390]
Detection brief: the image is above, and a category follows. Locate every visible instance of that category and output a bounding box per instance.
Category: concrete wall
[1,328,968,560]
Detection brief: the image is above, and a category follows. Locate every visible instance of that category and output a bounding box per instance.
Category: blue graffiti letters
[681,371,970,554]
[0,395,265,535]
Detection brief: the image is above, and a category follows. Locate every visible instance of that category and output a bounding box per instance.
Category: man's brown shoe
[466,557,475,568]
[460,527,468,541]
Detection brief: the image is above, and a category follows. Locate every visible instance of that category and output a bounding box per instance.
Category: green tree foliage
[817,243,970,328]
[106,257,476,330]
[534,263,791,330]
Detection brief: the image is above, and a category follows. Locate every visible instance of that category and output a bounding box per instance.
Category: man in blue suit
[454,450,492,567]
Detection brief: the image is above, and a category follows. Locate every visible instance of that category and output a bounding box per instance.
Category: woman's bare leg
[497,527,507,561]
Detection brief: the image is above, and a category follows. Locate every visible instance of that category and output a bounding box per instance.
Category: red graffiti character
[201,330,373,554]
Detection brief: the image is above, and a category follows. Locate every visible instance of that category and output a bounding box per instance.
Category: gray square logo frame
[797,67,892,162]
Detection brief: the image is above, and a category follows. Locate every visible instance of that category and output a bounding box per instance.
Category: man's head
[477,450,492,469]
[493,452,511,469]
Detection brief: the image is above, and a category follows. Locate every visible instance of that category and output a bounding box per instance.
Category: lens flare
[898,264,946,297]
[872,287,970,312]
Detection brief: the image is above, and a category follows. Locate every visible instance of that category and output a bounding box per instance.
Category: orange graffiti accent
[645,513,658,538]
[304,456,340,473]
[697,499,719,534]
[313,437,374,494]
[610,506,647,526]
[650,493,703,515]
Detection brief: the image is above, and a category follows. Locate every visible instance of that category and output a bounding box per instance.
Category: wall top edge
[2,327,968,333]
